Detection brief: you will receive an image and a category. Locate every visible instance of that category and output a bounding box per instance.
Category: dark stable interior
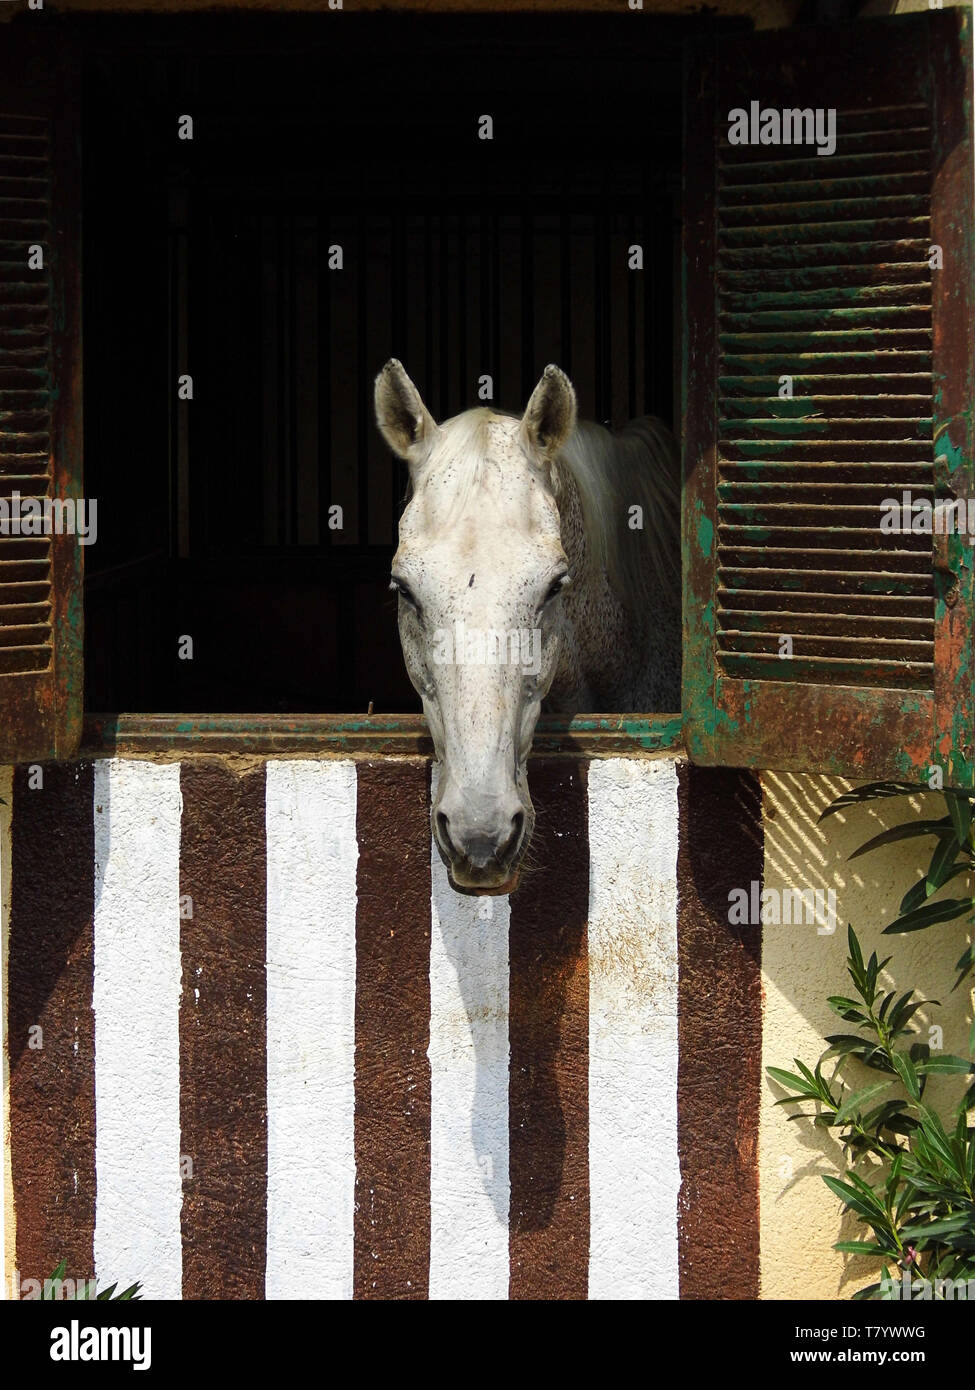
[81,12,690,713]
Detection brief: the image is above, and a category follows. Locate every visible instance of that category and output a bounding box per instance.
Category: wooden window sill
[81,713,685,759]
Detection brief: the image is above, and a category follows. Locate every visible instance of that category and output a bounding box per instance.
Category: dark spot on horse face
[468,573,475,587]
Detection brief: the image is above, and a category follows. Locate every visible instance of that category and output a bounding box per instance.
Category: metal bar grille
[198,196,667,553]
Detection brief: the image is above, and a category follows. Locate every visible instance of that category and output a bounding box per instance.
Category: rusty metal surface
[930,8,975,786]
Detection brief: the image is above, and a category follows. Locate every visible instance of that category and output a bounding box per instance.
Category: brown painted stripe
[508,758,590,1301]
[179,763,267,1300]
[353,759,432,1300]
[676,763,763,1300]
[8,762,95,1294]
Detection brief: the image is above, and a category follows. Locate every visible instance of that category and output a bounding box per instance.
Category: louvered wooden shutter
[682,10,974,785]
[0,27,83,763]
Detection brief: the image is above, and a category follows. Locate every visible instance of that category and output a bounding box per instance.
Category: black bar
[392,208,408,542]
[628,208,637,420]
[521,209,534,403]
[288,212,297,547]
[602,165,614,425]
[594,204,604,423]
[356,213,368,548]
[480,209,491,400]
[643,160,654,420]
[167,210,179,560]
[424,212,434,416]
[318,214,332,548]
[458,211,467,408]
[185,189,203,558]
[439,211,448,417]
[276,213,286,548]
[492,211,501,405]
[560,187,571,379]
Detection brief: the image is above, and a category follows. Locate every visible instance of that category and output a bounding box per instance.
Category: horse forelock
[403,408,531,526]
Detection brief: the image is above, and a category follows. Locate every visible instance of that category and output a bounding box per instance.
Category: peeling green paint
[83,714,687,759]
[696,514,713,559]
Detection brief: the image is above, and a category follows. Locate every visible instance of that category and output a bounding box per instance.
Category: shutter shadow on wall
[0,25,83,763]
[683,10,974,785]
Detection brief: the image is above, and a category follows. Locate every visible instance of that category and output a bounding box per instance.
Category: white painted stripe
[265,760,357,1300]
[93,759,183,1300]
[587,759,680,1300]
[428,766,510,1300]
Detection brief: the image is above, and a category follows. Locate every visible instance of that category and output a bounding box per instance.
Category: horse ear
[520,364,577,464]
[375,359,441,471]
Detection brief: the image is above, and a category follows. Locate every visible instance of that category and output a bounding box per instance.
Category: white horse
[375,359,680,894]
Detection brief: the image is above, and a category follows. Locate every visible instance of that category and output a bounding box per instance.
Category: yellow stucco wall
[760,773,974,1299]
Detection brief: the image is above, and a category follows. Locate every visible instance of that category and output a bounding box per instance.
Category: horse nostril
[500,809,525,863]
[436,810,455,856]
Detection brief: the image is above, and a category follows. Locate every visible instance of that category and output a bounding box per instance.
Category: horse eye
[543,572,570,605]
[390,577,421,615]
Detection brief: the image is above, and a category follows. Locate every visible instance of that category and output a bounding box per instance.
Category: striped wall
[3,755,763,1300]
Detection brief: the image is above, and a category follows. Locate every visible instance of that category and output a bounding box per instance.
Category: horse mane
[557,416,681,616]
[405,406,681,618]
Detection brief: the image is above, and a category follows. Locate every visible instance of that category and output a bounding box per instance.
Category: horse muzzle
[433,793,531,894]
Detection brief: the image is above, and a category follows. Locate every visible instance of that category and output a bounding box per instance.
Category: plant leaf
[947,792,973,849]
[822,1174,888,1223]
[899,1214,975,1241]
[925,833,963,895]
[890,1051,921,1100]
[848,924,865,974]
[915,1054,975,1076]
[884,897,975,935]
[849,818,954,861]
[954,942,975,990]
[819,783,923,821]
[834,1081,895,1127]
[766,1066,819,1097]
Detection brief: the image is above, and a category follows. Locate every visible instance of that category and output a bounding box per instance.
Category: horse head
[376,358,577,894]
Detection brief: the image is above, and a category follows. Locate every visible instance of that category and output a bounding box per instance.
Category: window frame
[77,10,691,757]
[681,8,974,786]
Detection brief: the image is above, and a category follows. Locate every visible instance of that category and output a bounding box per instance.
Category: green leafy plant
[820,781,975,989]
[769,926,975,1299]
[41,1259,142,1300]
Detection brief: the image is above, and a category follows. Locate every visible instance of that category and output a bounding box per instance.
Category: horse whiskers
[511,827,544,882]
